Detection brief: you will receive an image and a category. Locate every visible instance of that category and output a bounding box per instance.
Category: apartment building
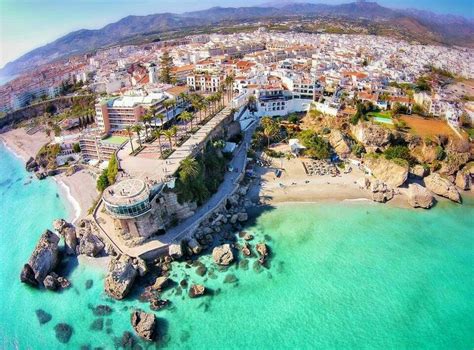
[95,92,168,133]
[186,74,224,92]
[79,133,127,161]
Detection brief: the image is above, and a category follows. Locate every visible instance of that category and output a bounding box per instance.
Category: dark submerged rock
[54,323,73,344]
[35,309,52,325]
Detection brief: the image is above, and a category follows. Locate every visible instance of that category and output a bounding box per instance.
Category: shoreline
[1,127,98,223]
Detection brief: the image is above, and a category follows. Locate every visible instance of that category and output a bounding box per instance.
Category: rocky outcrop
[364,156,408,187]
[410,165,429,178]
[188,284,205,298]
[168,243,183,259]
[53,219,77,255]
[25,157,38,172]
[187,238,202,255]
[407,183,434,209]
[131,310,157,341]
[151,276,168,291]
[328,130,351,158]
[350,122,391,152]
[440,151,470,176]
[212,244,234,266]
[424,173,461,203]
[104,255,138,300]
[78,233,104,257]
[132,258,148,277]
[20,264,38,287]
[370,180,394,203]
[455,170,472,190]
[23,230,60,286]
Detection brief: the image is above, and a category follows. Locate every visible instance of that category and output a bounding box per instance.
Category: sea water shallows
[0,142,473,349]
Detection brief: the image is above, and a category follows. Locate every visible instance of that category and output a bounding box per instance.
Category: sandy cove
[0,127,51,162]
[248,156,472,208]
[1,127,98,222]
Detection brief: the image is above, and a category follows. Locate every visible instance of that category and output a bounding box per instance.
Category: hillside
[1,2,473,78]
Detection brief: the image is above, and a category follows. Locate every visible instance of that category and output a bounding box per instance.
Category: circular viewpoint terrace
[103,179,151,219]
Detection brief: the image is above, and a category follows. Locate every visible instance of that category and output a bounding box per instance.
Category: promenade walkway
[94,106,256,259]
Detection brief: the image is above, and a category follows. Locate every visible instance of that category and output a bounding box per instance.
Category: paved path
[117,106,230,181]
[126,120,257,258]
[95,106,257,258]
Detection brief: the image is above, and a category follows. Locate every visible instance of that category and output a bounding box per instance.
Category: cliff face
[351,122,391,153]
[328,130,351,158]
[364,156,409,188]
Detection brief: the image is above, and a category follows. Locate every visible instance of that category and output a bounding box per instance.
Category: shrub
[96,169,109,192]
[384,145,413,165]
[298,130,331,159]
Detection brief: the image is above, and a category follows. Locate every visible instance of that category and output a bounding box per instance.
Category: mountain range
[1,1,473,78]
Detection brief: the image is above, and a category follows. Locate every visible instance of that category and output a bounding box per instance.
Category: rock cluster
[424,173,461,203]
[455,170,472,191]
[370,180,394,203]
[131,310,157,341]
[104,255,138,300]
[25,157,39,172]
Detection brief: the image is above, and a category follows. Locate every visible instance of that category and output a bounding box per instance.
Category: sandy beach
[1,127,98,222]
[0,127,51,162]
[55,169,99,222]
[250,156,436,209]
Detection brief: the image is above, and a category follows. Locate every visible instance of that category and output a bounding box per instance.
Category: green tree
[159,51,174,84]
[153,129,164,158]
[132,124,143,148]
[107,154,119,185]
[163,129,174,150]
[125,125,135,153]
[298,130,331,159]
[72,143,81,153]
[96,169,110,192]
[179,111,193,132]
[170,125,179,145]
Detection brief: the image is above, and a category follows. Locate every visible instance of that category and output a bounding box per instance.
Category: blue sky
[0,0,473,68]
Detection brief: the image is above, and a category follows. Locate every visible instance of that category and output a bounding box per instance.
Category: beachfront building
[102,178,197,240]
[79,133,127,161]
[95,92,169,133]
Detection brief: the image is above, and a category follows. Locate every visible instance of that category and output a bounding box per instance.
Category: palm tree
[179,111,193,132]
[178,92,188,108]
[179,157,199,179]
[225,75,235,101]
[170,125,179,145]
[132,124,143,148]
[125,125,135,153]
[141,114,152,140]
[163,129,174,151]
[153,129,164,158]
[191,99,203,124]
[150,106,157,127]
[156,113,166,129]
[163,99,174,121]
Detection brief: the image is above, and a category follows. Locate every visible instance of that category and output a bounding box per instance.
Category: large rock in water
[131,310,157,341]
[407,184,434,209]
[104,255,138,300]
[53,219,77,255]
[20,264,38,287]
[328,130,351,158]
[350,122,391,152]
[79,233,105,257]
[370,180,394,203]
[212,244,234,266]
[364,156,408,188]
[424,173,461,203]
[25,230,60,285]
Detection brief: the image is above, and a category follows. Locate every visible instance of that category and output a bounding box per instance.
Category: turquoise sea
[0,141,473,349]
